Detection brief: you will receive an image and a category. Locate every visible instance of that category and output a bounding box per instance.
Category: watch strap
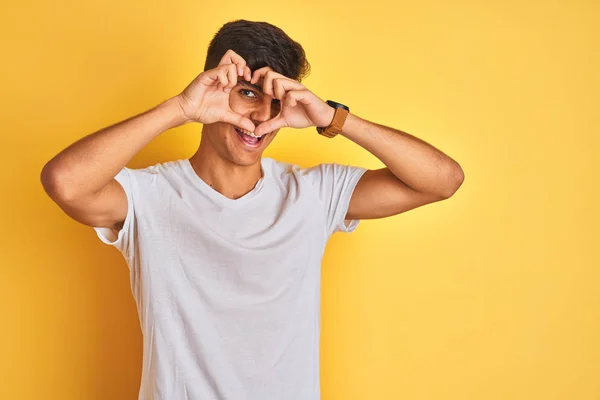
[318,106,349,138]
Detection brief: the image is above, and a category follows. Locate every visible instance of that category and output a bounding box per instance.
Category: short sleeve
[93,168,136,257]
[301,162,368,236]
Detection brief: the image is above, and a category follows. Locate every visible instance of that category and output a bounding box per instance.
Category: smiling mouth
[234,126,265,147]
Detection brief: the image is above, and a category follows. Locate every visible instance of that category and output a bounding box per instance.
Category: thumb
[221,110,255,133]
[255,116,287,137]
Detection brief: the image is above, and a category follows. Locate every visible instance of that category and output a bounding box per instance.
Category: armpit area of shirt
[94,226,122,245]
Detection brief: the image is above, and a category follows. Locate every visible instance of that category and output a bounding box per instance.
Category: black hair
[204,20,310,82]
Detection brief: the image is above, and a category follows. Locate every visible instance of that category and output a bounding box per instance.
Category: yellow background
[2,0,599,399]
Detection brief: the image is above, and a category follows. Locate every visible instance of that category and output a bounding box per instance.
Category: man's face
[201,77,281,167]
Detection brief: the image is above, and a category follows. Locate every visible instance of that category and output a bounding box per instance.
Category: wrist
[169,95,193,126]
[323,106,335,127]
[317,100,350,138]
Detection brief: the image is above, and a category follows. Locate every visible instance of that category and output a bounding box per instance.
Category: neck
[189,141,263,200]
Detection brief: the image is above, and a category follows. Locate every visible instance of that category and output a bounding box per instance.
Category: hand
[176,50,255,132]
[251,68,335,137]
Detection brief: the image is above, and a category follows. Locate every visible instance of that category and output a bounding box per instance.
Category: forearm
[340,113,463,197]
[41,96,188,200]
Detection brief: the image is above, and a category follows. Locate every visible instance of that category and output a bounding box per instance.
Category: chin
[227,124,276,164]
[229,153,262,167]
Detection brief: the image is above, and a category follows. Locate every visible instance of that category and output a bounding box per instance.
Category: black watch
[317,100,350,138]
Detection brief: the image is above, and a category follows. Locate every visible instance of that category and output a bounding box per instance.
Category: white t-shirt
[94,157,367,400]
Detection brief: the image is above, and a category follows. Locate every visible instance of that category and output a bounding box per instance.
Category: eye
[240,89,257,98]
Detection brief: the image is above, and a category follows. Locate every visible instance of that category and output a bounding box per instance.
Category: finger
[199,67,224,87]
[250,66,291,81]
[243,66,252,82]
[214,69,228,90]
[250,66,273,84]
[272,78,304,100]
[261,71,278,97]
[284,92,297,108]
[255,116,287,136]
[224,64,238,92]
[262,71,303,99]
[273,78,286,100]
[218,49,247,76]
[222,111,256,133]
[285,89,313,107]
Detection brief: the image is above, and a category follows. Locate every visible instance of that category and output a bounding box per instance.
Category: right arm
[41,49,254,233]
[40,97,189,231]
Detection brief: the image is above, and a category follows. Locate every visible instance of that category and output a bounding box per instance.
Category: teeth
[235,127,262,138]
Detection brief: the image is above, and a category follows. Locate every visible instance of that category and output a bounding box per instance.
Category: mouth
[234,126,266,148]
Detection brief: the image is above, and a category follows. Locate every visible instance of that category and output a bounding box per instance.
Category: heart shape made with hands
[207,50,333,136]
[242,68,334,137]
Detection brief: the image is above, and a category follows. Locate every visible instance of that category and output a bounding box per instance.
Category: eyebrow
[237,79,264,93]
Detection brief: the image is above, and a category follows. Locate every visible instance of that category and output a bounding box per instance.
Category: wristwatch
[317,100,349,138]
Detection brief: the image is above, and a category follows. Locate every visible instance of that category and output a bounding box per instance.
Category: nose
[249,97,273,124]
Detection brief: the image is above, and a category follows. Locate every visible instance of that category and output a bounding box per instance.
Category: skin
[181,50,465,217]
[183,62,283,199]
[40,49,464,235]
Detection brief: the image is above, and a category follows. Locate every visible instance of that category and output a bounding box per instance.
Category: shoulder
[264,158,323,187]
[124,159,187,177]
[264,157,328,178]
[263,157,304,183]
[126,159,184,174]
[264,157,366,185]
[120,159,189,192]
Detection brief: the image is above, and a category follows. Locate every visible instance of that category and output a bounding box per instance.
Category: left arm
[250,68,465,220]
[340,113,464,220]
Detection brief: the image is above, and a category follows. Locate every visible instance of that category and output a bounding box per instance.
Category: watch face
[326,100,349,111]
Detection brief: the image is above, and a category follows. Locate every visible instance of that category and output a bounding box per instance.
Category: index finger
[250,66,275,84]
[218,49,247,76]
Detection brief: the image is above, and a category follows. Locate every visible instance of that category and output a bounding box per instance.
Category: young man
[41,20,463,400]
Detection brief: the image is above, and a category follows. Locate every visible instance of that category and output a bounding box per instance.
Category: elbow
[40,162,60,199]
[40,162,74,202]
[440,163,465,199]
